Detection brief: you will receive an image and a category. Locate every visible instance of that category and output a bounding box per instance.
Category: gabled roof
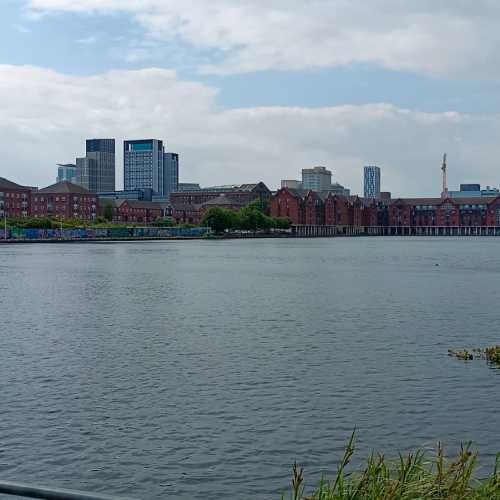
[279,187,308,199]
[199,181,270,193]
[38,181,91,194]
[115,200,165,210]
[0,177,31,190]
[202,194,245,207]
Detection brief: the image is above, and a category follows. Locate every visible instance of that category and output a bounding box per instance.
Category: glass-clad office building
[86,139,115,192]
[56,164,77,183]
[124,140,179,198]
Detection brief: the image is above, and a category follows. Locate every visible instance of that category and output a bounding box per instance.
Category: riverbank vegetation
[282,435,500,499]
[3,216,195,230]
[202,201,290,233]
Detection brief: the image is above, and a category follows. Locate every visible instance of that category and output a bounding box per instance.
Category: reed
[282,433,500,499]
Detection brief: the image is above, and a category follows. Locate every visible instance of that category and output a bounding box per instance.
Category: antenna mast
[441,153,448,198]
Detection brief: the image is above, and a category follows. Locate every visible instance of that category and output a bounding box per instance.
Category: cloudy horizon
[2,0,500,196]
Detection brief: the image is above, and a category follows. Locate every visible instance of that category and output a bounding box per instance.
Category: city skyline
[3,2,500,195]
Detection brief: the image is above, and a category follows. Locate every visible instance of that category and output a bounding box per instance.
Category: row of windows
[33,196,97,202]
[0,192,28,199]
[1,202,28,209]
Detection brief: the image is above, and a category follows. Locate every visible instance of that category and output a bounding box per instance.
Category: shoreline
[3,232,500,244]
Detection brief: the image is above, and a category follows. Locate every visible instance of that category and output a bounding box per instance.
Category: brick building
[103,199,167,224]
[0,177,33,218]
[271,188,366,227]
[271,189,500,229]
[388,197,500,227]
[171,182,271,224]
[32,181,98,221]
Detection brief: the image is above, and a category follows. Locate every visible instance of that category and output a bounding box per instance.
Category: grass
[282,432,500,499]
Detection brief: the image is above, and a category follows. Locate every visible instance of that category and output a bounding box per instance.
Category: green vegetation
[282,433,500,500]
[103,203,114,222]
[201,201,291,234]
[4,216,195,230]
[5,217,77,229]
[150,218,177,227]
[448,346,500,366]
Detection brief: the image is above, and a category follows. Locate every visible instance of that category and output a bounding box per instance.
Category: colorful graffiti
[0,226,210,241]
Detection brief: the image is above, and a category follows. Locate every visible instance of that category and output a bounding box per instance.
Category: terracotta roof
[0,177,31,190]
[38,181,91,194]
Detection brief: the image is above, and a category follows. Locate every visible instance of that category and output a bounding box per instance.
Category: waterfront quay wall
[0,226,210,242]
[292,225,500,237]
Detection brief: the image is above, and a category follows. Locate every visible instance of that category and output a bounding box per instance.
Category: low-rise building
[0,177,33,218]
[171,182,271,224]
[448,184,499,198]
[271,187,363,227]
[102,199,167,224]
[177,183,201,192]
[271,188,500,229]
[98,189,154,202]
[32,181,98,221]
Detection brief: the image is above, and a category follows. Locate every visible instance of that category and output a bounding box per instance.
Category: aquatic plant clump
[448,346,500,366]
[282,434,500,500]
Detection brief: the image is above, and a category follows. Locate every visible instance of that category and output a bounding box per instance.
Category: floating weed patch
[449,346,500,366]
[485,346,500,365]
[282,434,500,499]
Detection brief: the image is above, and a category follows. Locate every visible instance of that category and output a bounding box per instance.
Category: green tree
[103,203,114,222]
[202,207,237,233]
[238,205,273,231]
[272,217,291,230]
[19,217,54,229]
[244,198,270,215]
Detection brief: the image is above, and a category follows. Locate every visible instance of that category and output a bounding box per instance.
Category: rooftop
[0,177,31,190]
[38,181,91,194]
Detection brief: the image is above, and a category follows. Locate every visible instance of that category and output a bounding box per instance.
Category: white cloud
[1,64,500,196]
[25,0,500,79]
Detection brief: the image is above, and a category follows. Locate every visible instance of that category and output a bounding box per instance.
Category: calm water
[1,238,499,499]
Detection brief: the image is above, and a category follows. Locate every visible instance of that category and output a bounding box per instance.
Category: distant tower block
[441,153,448,198]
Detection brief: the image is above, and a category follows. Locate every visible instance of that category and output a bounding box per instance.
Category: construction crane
[441,153,448,198]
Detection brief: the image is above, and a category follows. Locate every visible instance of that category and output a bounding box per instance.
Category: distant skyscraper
[163,152,179,200]
[86,139,115,192]
[76,157,97,192]
[364,166,381,199]
[302,166,332,192]
[56,164,77,183]
[124,139,179,198]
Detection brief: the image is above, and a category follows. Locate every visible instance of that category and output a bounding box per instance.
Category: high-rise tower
[76,139,115,192]
[163,152,179,199]
[364,165,381,199]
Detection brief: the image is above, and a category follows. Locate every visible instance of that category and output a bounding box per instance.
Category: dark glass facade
[85,139,116,192]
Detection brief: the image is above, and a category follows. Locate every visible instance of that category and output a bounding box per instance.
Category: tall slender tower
[441,153,448,199]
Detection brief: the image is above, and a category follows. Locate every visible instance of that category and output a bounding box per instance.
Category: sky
[2,0,500,196]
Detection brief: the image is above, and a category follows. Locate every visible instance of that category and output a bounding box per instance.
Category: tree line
[201,200,290,233]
